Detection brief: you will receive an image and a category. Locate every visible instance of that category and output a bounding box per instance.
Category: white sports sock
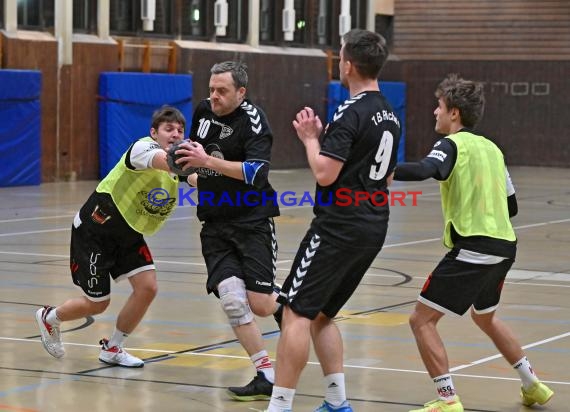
[267,386,295,411]
[513,356,539,389]
[324,373,346,406]
[433,373,457,401]
[251,350,275,383]
[107,328,129,349]
[47,308,62,326]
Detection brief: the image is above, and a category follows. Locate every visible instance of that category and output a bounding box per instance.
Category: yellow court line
[0,405,39,412]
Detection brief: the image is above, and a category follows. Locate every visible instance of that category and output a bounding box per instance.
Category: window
[181,0,214,40]
[110,0,137,34]
[0,0,4,29]
[17,0,54,30]
[320,0,370,51]
[259,0,311,47]
[180,1,246,43]
[259,0,275,42]
[73,0,97,34]
[290,0,308,45]
[153,0,174,35]
[350,0,367,30]
[315,0,332,47]
[224,0,248,43]
[110,0,173,37]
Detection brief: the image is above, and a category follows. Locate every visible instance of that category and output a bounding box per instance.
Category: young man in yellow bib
[394,74,553,411]
[36,106,187,367]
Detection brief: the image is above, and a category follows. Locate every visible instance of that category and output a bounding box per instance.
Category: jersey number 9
[369,131,394,181]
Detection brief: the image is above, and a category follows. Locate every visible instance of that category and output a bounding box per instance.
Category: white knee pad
[218,276,254,326]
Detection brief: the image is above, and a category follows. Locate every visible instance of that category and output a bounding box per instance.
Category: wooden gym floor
[0,166,568,412]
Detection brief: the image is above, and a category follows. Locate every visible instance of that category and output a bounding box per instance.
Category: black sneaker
[227,371,273,401]
[273,304,283,330]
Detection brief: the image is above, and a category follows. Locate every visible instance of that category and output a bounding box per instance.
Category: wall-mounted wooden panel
[67,41,118,180]
[1,33,58,181]
[394,0,570,60]
[1,34,118,182]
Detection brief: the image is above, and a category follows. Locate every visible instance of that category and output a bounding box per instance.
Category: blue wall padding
[0,70,42,186]
[327,81,406,162]
[98,72,193,178]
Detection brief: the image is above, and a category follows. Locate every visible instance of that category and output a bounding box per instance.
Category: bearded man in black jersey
[174,61,281,401]
[265,30,401,412]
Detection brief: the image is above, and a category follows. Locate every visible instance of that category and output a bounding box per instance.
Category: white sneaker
[98,338,144,368]
[35,306,65,358]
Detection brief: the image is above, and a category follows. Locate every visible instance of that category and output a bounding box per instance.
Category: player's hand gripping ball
[167,140,197,176]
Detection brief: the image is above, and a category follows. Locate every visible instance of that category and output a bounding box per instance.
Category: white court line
[507,281,570,288]
[1,335,568,385]
[384,238,441,248]
[1,218,569,281]
[450,331,570,372]
[1,217,568,241]
[0,215,75,224]
[0,251,69,258]
[0,250,208,267]
[1,249,567,286]
[515,218,570,229]
[0,250,297,268]
[0,228,69,237]
[0,251,568,287]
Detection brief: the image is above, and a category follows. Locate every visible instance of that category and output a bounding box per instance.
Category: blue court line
[0,376,80,398]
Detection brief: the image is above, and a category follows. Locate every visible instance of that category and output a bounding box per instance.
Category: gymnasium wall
[382,61,570,167]
[60,41,118,180]
[393,0,570,60]
[1,0,569,183]
[388,0,570,166]
[0,32,117,181]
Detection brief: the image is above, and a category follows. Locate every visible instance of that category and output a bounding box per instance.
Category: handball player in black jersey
[174,61,281,401]
[266,30,401,412]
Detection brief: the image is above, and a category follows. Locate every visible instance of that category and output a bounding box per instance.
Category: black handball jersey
[313,90,401,245]
[189,99,280,222]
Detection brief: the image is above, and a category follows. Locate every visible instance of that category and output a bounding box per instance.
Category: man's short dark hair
[436,74,485,128]
[341,29,389,79]
[211,61,248,89]
[151,105,186,130]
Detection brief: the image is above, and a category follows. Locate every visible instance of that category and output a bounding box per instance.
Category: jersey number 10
[197,118,211,139]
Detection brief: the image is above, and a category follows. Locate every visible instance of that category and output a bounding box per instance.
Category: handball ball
[167,140,196,176]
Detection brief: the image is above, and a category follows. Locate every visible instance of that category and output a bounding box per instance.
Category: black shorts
[200,218,277,296]
[70,192,155,301]
[278,226,386,320]
[419,248,515,316]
